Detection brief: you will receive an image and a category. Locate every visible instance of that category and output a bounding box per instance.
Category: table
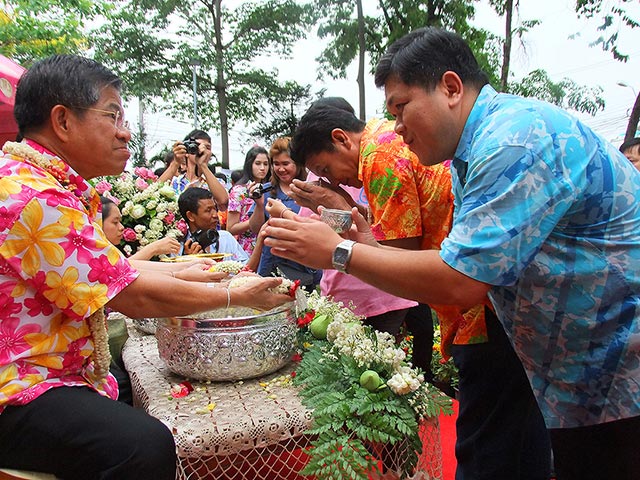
[121,320,443,480]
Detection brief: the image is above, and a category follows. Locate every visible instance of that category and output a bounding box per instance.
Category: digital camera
[250,182,273,199]
[183,137,199,155]
[192,228,220,251]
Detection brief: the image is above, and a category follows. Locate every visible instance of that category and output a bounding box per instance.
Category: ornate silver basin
[155,305,297,381]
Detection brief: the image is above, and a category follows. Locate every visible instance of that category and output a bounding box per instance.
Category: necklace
[2,141,93,211]
[2,141,111,379]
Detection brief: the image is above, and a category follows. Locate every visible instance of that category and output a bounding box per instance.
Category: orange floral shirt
[359,119,488,357]
[0,141,139,412]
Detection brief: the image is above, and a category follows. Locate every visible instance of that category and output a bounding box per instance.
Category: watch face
[334,247,350,266]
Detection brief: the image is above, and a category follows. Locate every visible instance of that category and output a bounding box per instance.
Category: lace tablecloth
[122,322,443,480]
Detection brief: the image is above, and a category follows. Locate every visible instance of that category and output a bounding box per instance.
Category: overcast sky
[132,0,640,170]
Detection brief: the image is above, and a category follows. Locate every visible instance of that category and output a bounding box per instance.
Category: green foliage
[89,0,317,167]
[312,0,501,91]
[510,69,606,115]
[575,0,638,62]
[0,0,104,64]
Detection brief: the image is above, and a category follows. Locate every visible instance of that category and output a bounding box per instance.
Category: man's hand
[289,179,352,213]
[183,238,203,255]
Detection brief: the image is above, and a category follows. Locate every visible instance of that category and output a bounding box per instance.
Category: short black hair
[178,187,214,225]
[14,54,121,136]
[619,137,640,154]
[374,27,489,91]
[290,98,365,167]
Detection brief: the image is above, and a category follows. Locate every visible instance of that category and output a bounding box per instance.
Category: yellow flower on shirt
[44,267,81,310]
[0,200,67,276]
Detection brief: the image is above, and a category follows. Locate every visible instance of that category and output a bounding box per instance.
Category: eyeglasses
[72,106,128,130]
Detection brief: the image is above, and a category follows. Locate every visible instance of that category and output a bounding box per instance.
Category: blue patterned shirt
[441,85,640,428]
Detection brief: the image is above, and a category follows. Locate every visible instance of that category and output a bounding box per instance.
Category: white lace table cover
[122,321,443,480]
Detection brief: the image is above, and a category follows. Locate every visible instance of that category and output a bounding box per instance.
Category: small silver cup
[320,208,353,233]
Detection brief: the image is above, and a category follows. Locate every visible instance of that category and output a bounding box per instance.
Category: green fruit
[359,370,383,392]
[309,314,331,339]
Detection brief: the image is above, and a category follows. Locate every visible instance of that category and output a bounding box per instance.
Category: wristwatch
[332,240,356,274]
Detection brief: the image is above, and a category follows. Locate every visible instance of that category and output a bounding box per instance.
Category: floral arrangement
[293,291,453,480]
[93,167,187,256]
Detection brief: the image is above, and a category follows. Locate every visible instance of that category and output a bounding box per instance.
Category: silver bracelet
[225,287,231,310]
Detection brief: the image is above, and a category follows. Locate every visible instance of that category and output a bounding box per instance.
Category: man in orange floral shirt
[0,55,291,479]
[286,98,551,479]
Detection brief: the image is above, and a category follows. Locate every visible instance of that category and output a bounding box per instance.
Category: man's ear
[49,105,73,142]
[186,210,196,226]
[440,71,464,107]
[330,128,352,150]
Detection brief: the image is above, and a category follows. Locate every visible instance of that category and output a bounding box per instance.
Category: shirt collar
[453,84,498,164]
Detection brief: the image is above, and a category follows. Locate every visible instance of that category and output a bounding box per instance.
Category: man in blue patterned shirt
[372,28,640,480]
[264,26,640,480]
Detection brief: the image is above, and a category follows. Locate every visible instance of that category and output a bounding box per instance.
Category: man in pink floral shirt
[0,55,291,479]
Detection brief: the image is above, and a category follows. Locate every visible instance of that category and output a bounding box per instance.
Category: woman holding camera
[248,137,321,291]
[227,145,270,255]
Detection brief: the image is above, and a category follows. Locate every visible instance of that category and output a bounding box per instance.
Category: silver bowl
[320,208,352,233]
[155,305,297,381]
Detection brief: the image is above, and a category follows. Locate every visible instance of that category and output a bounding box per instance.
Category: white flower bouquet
[93,167,187,256]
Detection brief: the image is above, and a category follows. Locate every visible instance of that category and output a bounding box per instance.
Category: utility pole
[190,59,201,129]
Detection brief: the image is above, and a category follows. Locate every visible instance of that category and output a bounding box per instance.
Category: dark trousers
[0,386,177,480]
[404,303,434,375]
[550,415,640,480]
[450,309,551,480]
[365,303,434,376]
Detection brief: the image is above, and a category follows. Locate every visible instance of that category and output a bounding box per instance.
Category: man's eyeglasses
[72,106,129,130]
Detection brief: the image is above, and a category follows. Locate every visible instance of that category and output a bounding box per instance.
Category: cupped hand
[265,198,288,218]
[230,276,294,311]
[151,237,182,256]
[179,263,229,282]
[264,214,343,270]
[341,206,379,247]
[289,179,351,213]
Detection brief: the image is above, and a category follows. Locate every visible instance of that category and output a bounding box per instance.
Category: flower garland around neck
[2,141,111,379]
[2,141,92,211]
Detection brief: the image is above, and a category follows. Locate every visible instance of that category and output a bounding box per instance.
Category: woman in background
[249,137,321,291]
[226,146,269,255]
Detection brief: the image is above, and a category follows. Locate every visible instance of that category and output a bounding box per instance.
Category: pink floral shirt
[0,141,139,412]
[228,184,257,255]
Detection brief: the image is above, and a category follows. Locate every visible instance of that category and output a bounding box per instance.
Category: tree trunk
[500,0,514,92]
[214,0,230,169]
[356,0,366,120]
[624,92,640,142]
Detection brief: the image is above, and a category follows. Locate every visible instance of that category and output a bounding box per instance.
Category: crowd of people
[0,25,639,480]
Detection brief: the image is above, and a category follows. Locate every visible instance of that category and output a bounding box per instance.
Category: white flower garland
[2,141,111,379]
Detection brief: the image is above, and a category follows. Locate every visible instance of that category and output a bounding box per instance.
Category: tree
[488,0,604,116]
[91,0,316,168]
[575,0,639,141]
[249,81,322,145]
[0,0,103,65]
[313,0,501,115]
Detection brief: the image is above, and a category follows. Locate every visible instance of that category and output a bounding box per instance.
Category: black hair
[14,54,121,136]
[374,27,489,91]
[178,187,214,225]
[290,98,365,167]
[184,129,211,142]
[238,146,269,185]
[619,137,640,154]
[230,169,244,185]
[100,195,116,219]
